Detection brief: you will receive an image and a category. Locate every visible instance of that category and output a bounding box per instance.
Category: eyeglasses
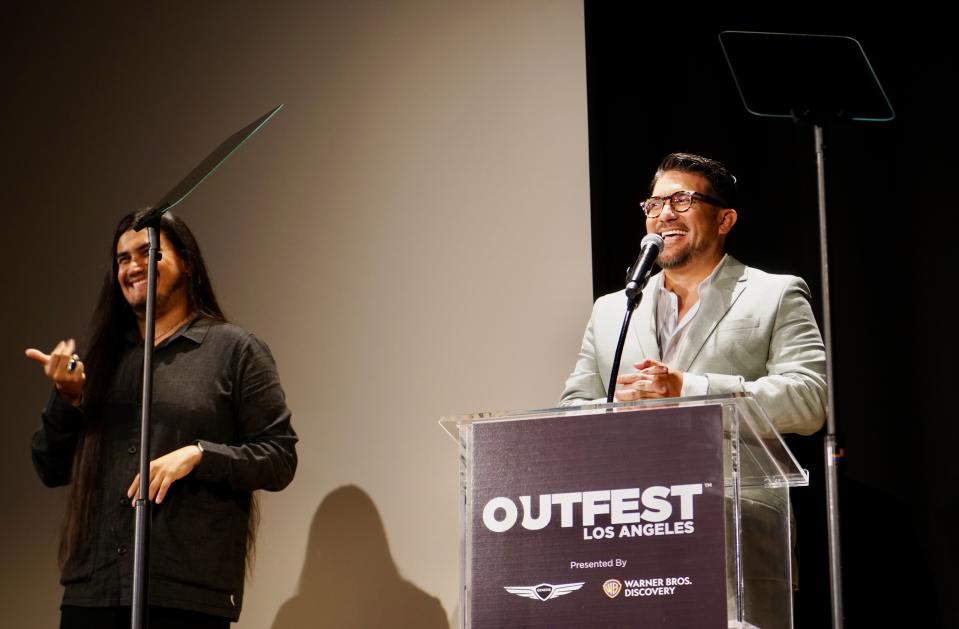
[640,190,726,218]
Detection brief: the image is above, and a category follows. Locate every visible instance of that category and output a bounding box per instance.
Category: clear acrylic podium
[441,393,808,629]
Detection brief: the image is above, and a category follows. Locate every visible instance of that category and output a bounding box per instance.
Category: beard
[658,238,705,269]
[657,247,692,269]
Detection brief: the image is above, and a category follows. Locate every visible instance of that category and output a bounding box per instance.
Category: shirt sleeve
[31,389,86,487]
[680,373,709,397]
[193,333,298,491]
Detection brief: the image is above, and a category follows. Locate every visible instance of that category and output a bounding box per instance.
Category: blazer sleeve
[559,301,610,406]
[703,277,828,435]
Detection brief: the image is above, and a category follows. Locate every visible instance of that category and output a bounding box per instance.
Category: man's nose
[658,201,679,220]
[129,255,145,272]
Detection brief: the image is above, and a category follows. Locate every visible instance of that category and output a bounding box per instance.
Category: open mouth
[660,230,687,242]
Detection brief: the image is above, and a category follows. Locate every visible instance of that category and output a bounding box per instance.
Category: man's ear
[717,208,738,235]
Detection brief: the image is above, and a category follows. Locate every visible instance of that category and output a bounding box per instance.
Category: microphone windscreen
[640,233,664,252]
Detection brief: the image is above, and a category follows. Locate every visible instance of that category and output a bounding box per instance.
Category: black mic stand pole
[606,292,642,404]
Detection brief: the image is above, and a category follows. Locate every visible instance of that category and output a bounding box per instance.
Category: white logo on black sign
[504,582,585,602]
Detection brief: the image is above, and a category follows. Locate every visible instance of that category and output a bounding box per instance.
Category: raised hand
[25,339,85,406]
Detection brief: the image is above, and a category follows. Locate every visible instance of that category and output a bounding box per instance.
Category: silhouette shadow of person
[272,485,449,629]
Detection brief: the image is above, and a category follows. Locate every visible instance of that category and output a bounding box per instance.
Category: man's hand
[127,445,203,505]
[25,339,85,406]
[614,358,684,401]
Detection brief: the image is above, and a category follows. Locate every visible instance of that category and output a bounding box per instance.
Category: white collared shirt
[655,255,728,396]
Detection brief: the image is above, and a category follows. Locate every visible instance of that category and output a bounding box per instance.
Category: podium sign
[469,406,726,628]
[443,394,809,629]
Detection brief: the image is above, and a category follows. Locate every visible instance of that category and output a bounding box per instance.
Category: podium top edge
[439,392,751,427]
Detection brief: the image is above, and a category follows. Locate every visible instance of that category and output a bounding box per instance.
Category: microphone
[624,233,664,304]
[607,233,664,402]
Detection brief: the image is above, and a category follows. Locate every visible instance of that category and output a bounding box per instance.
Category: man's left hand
[127,445,203,506]
[614,358,684,401]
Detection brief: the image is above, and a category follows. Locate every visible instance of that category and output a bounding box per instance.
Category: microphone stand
[606,292,642,404]
[607,235,662,404]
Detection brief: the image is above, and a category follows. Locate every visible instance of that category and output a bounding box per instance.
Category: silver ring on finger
[67,354,79,374]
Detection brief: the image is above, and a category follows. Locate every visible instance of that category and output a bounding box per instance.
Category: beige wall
[0,2,591,627]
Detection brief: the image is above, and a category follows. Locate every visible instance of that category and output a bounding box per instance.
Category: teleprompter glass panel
[718,31,894,122]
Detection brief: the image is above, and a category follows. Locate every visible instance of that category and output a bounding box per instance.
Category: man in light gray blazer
[560,153,827,629]
[560,153,826,436]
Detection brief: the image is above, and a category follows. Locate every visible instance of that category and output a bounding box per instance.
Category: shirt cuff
[43,388,85,432]
[680,373,708,397]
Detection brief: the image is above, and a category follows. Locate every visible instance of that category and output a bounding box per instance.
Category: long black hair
[82,209,226,409]
[59,209,248,569]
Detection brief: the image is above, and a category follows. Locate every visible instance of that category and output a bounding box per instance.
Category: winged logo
[504,582,585,602]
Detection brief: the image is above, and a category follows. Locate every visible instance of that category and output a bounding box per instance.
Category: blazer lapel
[631,271,662,362]
[674,256,748,371]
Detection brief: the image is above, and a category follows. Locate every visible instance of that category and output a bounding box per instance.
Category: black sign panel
[469,406,726,628]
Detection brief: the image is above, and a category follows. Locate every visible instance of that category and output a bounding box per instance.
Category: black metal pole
[131,223,160,629]
[607,296,640,404]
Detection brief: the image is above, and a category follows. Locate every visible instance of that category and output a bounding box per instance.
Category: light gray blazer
[559,256,827,435]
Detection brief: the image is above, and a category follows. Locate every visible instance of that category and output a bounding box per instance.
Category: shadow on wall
[271,485,448,629]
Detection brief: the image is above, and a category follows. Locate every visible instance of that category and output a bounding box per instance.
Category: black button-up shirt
[31,317,298,620]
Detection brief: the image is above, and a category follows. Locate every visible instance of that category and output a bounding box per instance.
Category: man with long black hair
[27,209,298,629]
